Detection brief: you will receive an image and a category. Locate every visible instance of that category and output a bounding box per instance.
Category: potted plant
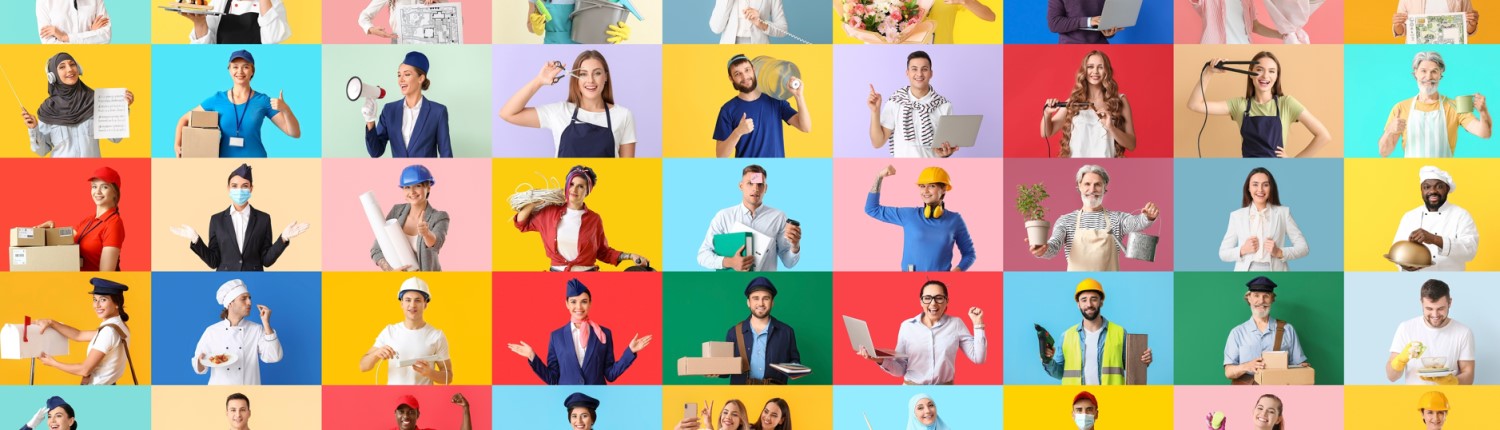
[1015,182,1050,247]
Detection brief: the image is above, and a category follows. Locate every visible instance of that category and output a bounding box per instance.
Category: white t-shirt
[1427,1,1452,14]
[1389,316,1475,385]
[87,316,129,385]
[372,322,450,385]
[535,101,637,157]
[1224,0,1251,44]
[879,93,953,158]
[554,208,585,270]
[1082,326,1102,385]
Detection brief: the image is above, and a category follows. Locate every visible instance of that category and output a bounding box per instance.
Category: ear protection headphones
[923,203,944,219]
[46,59,81,85]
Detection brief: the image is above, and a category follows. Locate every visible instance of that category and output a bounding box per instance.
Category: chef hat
[217,279,248,309]
[1419,166,1455,192]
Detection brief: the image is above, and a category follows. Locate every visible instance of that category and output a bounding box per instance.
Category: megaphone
[346,76,385,102]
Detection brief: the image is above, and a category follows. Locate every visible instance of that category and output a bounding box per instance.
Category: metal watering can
[1123,211,1162,262]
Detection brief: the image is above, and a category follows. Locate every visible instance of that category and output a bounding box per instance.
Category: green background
[1173,272,1345,385]
[319,44,494,157]
[662,272,833,385]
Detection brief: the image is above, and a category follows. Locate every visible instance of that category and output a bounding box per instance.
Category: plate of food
[159,2,224,16]
[200,352,239,368]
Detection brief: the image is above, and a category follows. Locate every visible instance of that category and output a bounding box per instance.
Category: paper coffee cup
[1457,95,1475,114]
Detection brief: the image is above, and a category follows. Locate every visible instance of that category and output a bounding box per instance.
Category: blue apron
[1240,96,1283,158]
[557,104,615,157]
[542,1,577,44]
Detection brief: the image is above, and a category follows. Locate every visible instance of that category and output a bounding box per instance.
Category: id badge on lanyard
[229,89,248,147]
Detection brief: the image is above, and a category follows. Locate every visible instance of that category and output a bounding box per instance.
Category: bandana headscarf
[905,393,949,430]
[37,53,95,126]
[564,165,597,206]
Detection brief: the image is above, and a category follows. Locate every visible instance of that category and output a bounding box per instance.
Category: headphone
[923,203,944,219]
[46,59,82,85]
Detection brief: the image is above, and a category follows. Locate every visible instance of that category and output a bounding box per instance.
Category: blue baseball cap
[228,50,254,65]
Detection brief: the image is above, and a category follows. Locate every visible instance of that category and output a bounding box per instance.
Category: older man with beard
[1031,164,1159,271]
[1392,166,1477,272]
[1222,276,1310,385]
[713,54,812,158]
[1379,51,1491,158]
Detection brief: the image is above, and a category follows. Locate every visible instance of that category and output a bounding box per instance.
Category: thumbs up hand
[270,90,288,113]
[735,112,755,135]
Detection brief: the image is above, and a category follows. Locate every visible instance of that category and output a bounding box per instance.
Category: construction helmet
[400,165,436,188]
[1418,391,1450,412]
[1075,278,1105,301]
[916,167,953,191]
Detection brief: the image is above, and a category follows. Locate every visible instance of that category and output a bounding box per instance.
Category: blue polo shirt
[713,94,797,158]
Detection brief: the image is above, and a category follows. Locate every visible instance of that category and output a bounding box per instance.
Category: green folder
[713,232,753,272]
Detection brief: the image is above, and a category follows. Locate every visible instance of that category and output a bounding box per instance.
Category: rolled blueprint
[360,191,418,269]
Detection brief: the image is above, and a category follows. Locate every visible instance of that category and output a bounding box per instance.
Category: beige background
[150,386,321,429]
[1172,45,1345,158]
[150,159,323,271]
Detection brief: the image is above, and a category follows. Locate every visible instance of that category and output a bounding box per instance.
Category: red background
[0,158,151,271]
[322,385,492,429]
[831,272,1004,385]
[491,271,664,385]
[1003,44,1176,158]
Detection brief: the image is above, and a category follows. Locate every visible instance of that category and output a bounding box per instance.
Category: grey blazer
[370,202,449,271]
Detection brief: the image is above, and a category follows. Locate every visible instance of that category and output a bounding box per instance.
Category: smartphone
[786,219,800,227]
[685,402,698,420]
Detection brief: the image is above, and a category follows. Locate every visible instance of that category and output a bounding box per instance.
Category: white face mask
[1075,413,1096,429]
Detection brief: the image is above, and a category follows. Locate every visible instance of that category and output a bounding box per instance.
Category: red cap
[396,394,420,411]
[1072,391,1098,409]
[89,167,121,188]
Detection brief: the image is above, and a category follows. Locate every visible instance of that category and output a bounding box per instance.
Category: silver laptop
[1081,0,1143,31]
[842,315,905,358]
[933,115,983,148]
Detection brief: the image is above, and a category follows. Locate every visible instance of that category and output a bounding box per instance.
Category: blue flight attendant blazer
[527,323,637,385]
[365,98,453,158]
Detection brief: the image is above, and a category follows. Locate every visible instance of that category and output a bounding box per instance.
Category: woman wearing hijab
[363,51,452,158]
[506,279,651,385]
[33,278,136,385]
[177,0,291,44]
[20,396,77,430]
[500,50,638,158]
[20,53,133,157]
[906,394,948,430]
[33,167,125,271]
[173,49,301,158]
[36,0,111,44]
[373,165,449,271]
[513,165,651,271]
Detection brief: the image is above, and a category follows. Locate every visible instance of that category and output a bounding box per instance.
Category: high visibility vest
[1061,321,1126,385]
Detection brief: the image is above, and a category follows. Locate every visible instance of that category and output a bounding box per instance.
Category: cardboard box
[44,227,74,246]
[9,228,44,247]
[1262,351,1289,370]
[1254,366,1315,385]
[0,324,69,359]
[677,357,743,376]
[1125,333,1148,385]
[703,342,735,358]
[188,110,220,128]
[181,127,221,158]
[10,245,80,272]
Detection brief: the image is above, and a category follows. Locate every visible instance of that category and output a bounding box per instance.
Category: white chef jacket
[188,0,292,44]
[1392,202,1478,271]
[192,318,283,385]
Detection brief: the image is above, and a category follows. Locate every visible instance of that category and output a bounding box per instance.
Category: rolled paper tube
[361,191,407,270]
[383,219,419,269]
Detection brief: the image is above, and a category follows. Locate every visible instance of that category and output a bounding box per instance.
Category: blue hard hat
[400,165,435,188]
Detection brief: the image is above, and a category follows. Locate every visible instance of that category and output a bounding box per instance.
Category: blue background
[149,272,323,385]
[1001,272,1175,385]
[660,158,834,271]
[0,0,151,44]
[832,385,1002,429]
[150,44,323,158]
[1344,44,1500,158]
[0,386,150,429]
[1003,0,1173,44]
[491,385,663,429]
[1171,158,1345,271]
[663,0,833,44]
[1343,272,1500,385]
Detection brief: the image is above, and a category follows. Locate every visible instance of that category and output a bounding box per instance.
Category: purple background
[832,45,1004,158]
[491,45,664,158]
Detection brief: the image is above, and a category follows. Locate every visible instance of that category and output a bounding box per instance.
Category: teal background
[661,272,833,385]
[1172,158,1345,272]
[1344,44,1500,158]
[150,44,323,158]
[492,385,663,429]
[0,386,150,429]
[320,44,494,158]
[1173,272,1345,385]
[0,0,152,44]
[660,159,834,272]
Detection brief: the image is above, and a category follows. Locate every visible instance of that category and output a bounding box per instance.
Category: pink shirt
[1191,0,1256,44]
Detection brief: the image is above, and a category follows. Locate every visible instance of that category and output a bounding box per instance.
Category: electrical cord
[1197,62,1209,159]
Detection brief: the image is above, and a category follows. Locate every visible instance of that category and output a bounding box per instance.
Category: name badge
[229,137,245,147]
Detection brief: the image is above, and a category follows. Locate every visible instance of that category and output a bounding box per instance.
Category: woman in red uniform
[35,166,124,271]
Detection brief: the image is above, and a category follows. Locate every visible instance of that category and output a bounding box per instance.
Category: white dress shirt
[191,318,283,385]
[877,314,986,385]
[402,97,423,152]
[189,0,292,44]
[696,203,800,271]
[1392,202,1479,271]
[36,0,110,44]
[230,204,251,254]
[569,323,588,366]
[85,316,129,385]
[29,118,121,157]
[1218,205,1309,271]
[709,0,788,44]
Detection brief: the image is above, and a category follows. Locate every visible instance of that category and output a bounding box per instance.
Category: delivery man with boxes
[1223,276,1314,385]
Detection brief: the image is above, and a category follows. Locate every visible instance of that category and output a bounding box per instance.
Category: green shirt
[1227,95,1306,142]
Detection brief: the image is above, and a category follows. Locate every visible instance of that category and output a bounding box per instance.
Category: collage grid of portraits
[0,0,1497,429]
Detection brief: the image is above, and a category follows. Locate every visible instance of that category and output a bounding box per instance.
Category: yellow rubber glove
[528,13,547,36]
[1391,342,1414,371]
[1419,374,1460,385]
[606,21,631,44]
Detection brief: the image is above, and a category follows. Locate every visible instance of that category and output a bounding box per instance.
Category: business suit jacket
[369,202,449,271]
[189,206,289,271]
[365,98,453,158]
[527,323,637,385]
[724,315,800,384]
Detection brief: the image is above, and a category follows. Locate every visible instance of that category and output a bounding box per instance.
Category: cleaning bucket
[570,0,630,44]
[751,56,802,101]
[1124,213,1161,262]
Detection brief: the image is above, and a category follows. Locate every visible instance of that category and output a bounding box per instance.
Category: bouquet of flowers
[837,0,935,44]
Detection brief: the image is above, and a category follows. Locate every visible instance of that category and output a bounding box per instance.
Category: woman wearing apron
[33,167,125,272]
[1378,51,1492,158]
[1041,50,1136,158]
[173,50,302,158]
[178,0,292,44]
[527,0,636,44]
[501,50,638,158]
[1218,167,1309,271]
[1187,52,1332,158]
[1030,165,1158,271]
[364,51,453,158]
[513,165,652,271]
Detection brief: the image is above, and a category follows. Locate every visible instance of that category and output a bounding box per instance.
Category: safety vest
[1061,321,1126,385]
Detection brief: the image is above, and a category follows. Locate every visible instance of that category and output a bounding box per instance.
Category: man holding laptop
[1041,278,1152,385]
[1046,0,1142,44]
[850,279,987,385]
[867,51,980,158]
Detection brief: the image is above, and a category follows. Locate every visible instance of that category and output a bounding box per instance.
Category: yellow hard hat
[1075,278,1104,301]
[916,167,953,191]
[1418,391,1450,412]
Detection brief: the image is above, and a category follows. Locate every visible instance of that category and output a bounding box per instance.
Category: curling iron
[1049,101,1093,108]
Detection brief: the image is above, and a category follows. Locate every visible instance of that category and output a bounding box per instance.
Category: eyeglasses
[920,295,948,304]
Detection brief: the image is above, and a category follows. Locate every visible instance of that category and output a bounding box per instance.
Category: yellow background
[1345,159,1500,271]
[0,45,153,158]
[151,0,324,44]
[0,273,153,384]
[832,0,1004,44]
[320,271,492,385]
[492,0,664,44]
[490,158,663,271]
[1171,44,1346,158]
[1003,386,1174,428]
[1345,2,1500,44]
[661,44,833,158]
[662,385,833,428]
[149,159,323,271]
[1345,386,1500,429]
[151,386,322,429]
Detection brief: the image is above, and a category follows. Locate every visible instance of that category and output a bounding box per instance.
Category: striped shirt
[1041,210,1153,259]
[29,118,120,158]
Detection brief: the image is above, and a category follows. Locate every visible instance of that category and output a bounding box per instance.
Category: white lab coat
[709,0,787,44]
[1218,205,1309,271]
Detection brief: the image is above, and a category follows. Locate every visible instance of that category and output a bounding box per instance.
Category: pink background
[320,158,492,271]
[1000,158,1175,271]
[831,159,1005,272]
[1173,0,1345,44]
[321,0,492,44]
[1173,386,1345,428]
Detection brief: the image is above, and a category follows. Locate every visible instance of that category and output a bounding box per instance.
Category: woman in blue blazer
[506,278,652,385]
[363,51,453,158]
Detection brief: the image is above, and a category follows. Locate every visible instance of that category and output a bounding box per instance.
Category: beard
[1080,193,1104,209]
[734,77,758,94]
[1424,192,1448,212]
[1419,80,1439,96]
[1079,307,1099,321]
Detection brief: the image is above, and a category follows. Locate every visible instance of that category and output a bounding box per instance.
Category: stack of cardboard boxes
[9,227,80,271]
[677,341,743,376]
[1254,350,1315,385]
[181,109,221,158]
